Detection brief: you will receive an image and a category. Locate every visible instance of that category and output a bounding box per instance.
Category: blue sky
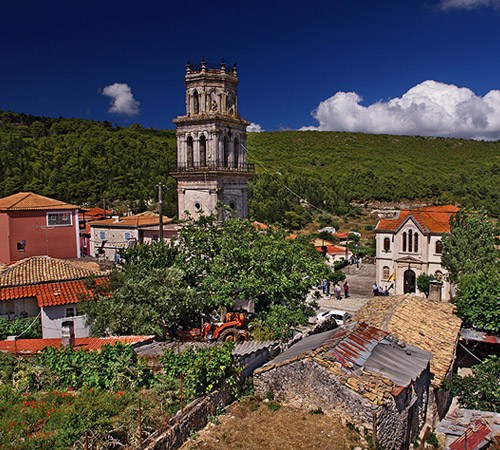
[1,0,500,138]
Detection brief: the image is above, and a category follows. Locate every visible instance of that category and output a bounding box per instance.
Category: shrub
[159,343,237,400]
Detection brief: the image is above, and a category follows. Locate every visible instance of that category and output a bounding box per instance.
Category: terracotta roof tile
[375,205,458,234]
[353,294,462,385]
[0,192,78,211]
[0,336,154,355]
[90,211,172,228]
[0,257,99,287]
[0,277,109,307]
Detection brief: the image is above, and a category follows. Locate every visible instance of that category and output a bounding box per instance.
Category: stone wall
[143,384,232,450]
[254,359,429,450]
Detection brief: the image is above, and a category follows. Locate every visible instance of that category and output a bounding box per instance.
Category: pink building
[0,192,81,264]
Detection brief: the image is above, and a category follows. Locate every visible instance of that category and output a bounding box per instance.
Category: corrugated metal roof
[449,420,492,450]
[0,336,154,355]
[264,329,337,367]
[134,339,278,358]
[263,322,431,388]
[437,408,500,438]
[460,328,500,344]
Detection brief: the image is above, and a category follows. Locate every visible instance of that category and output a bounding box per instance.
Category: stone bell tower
[171,60,253,220]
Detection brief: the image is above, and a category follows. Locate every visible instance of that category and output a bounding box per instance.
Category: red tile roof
[90,211,172,228]
[0,256,99,287]
[375,205,459,234]
[0,278,108,307]
[0,192,79,211]
[0,336,154,355]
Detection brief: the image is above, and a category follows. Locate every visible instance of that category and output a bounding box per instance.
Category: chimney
[61,321,75,348]
[112,215,121,223]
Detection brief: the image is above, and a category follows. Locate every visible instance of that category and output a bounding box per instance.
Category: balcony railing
[173,163,255,173]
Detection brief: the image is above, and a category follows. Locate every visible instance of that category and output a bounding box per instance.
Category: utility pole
[157,183,164,242]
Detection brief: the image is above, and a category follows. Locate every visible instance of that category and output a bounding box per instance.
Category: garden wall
[143,384,232,450]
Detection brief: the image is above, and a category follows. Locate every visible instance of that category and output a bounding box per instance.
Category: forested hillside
[1,111,498,226]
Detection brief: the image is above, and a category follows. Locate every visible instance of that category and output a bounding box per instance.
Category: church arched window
[382,266,390,280]
[435,240,443,254]
[414,232,419,253]
[402,232,407,252]
[408,229,413,252]
[383,237,390,252]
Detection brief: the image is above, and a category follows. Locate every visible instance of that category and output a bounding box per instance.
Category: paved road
[318,263,376,314]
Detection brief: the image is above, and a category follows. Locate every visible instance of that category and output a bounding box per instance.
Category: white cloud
[304,80,500,140]
[247,122,263,132]
[100,83,140,116]
[439,0,500,9]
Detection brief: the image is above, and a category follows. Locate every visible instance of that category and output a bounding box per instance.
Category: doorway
[404,269,416,294]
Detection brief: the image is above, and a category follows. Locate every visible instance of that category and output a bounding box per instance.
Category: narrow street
[318,262,376,314]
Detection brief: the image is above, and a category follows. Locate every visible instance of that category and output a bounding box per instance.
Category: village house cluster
[0,62,497,450]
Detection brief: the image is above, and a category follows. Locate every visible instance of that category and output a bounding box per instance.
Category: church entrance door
[403,269,416,294]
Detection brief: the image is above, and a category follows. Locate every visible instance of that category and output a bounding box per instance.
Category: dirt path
[180,399,362,450]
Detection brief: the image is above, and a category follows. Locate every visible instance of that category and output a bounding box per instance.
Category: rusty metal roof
[263,322,431,389]
[460,328,500,344]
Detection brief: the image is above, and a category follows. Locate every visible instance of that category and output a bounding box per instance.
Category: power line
[14,312,41,338]
[242,144,332,216]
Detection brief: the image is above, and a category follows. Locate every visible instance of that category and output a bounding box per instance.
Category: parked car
[316,309,352,326]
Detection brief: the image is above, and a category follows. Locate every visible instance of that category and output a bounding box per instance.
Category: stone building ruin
[171,60,253,220]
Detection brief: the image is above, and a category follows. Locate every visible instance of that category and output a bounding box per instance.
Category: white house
[374,205,459,301]
[89,212,177,261]
[0,256,106,338]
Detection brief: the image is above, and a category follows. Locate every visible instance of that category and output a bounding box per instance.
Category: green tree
[416,273,435,298]
[444,356,500,412]
[441,208,496,284]
[83,243,199,339]
[176,215,333,314]
[84,215,333,338]
[454,265,500,333]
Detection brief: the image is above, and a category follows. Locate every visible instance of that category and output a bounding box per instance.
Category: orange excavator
[178,300,254,343]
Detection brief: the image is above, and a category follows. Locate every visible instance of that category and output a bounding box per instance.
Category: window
[402,232,407,252]
[99,231,106,240]
[383,237,390,252]
[435,240,443,254]
[47,212,72,227]
[382,266,390,280]
[414,232,419,253]
[124,232,131,241]
[408,229,413,252]
[65,307,76,317]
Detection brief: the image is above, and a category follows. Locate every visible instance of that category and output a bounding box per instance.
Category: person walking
[334,284,342,300]
[321,279,327,295]
[343,282,350,298]
[372,282,378,296]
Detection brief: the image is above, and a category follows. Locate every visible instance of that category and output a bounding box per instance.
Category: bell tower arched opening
[186,136,194,168]
[199,135,207,167]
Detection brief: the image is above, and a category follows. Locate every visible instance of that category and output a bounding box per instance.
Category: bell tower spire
[172,60,253,220]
